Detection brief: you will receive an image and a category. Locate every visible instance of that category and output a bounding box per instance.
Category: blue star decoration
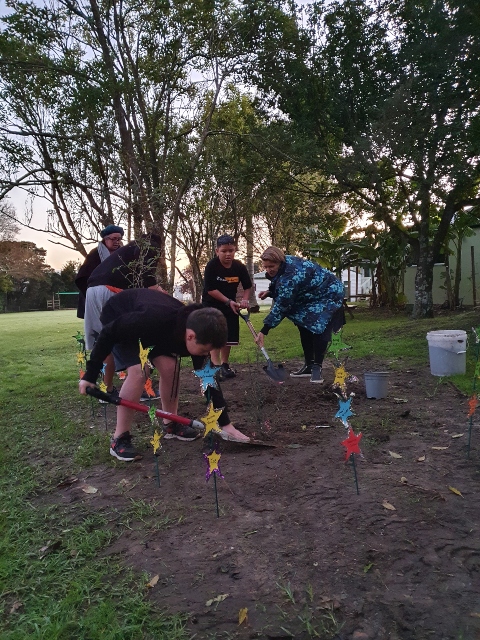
[335,395,355,427]
[193,360,221,392]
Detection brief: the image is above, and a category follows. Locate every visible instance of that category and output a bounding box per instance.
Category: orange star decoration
[200,402,224,438]
[98,380,107,393]
[138,340,154,371]
[150,430,162,455]
[118,371,127,380]
[144,377,156,398]
[341,428,363,461]
[333,364,349,392]
[205,449,223,480]
[468,394,479,418]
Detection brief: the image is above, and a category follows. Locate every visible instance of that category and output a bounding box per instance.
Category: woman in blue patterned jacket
[256,247,345,384]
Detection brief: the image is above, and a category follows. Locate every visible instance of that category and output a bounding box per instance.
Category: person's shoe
[310,364,324,384]
[99,386,120,403]
[218,425,250,443]
[163,422,201,442]
[110,432,142,461]
[290,364,312,378]
[221,363,236,379]
[140,389,160,401]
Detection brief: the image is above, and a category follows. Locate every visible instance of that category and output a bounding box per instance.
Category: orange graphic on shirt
[225,277,239,283]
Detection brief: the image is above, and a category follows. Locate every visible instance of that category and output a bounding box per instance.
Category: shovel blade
[263,361,287,384]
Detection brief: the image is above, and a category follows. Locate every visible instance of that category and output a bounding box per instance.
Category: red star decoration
[341,428,363,461]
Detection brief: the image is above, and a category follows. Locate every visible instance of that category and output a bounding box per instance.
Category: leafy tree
[239,0,480,317]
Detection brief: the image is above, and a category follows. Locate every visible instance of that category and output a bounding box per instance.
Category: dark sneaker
[140,389,160,401]
[290,364,312,378]
[310,364,324,384]
[99,386,119,403]
[163,422,201,442]
[110,432,142,461]
[221,363,236,379]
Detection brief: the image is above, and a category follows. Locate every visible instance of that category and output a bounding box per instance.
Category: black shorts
[111,343,175,372]
[203,304,240,345]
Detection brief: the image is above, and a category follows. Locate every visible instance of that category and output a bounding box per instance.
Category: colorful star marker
[144,377,156,398]
[193,360,221,392]
[335,395,355,427]
[328,330,352,358]
[468,394,478,418]
[333,364,349,393]
[150,430,162,455]
[98,380,107,393]
[200,402,224,438]
[204,448,224,481]
[341,428,363,461]
[138,340,154,371]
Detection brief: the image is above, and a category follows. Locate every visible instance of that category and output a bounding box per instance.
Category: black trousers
[297,307,346,366]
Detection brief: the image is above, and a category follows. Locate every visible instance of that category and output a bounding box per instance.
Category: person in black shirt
[202,235,252,379]
[79,289,250,461]
[75,225,124,395]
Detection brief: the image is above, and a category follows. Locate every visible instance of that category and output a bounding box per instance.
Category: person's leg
[114,364,145,438]
[153,355,200,441]
[220,345,231,366]
[210,348,221,366]
[104,353,116,392]
[291,326,314,377]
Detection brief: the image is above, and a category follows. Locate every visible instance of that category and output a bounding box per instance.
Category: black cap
[216,234,235,247]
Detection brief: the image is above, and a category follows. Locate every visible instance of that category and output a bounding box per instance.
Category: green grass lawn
[0,307,478,638]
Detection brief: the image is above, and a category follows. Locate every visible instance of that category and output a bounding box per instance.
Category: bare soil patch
[56,356,480,639]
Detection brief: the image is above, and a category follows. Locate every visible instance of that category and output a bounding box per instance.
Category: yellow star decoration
[200,402,224,438]
[206,450,222,475]
[98,380,107,393]
[76,352,86,366]
[138,340,154,371]
[333,364,349,390]
[150,430,162,455]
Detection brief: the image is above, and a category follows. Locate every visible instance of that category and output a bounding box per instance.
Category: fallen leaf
[388,451,402,459]
[81,484,98,494]
[400,476,408,484]
[451,433,464,439]
[146,575,159,588]
[315,424,334,429]
[431,446,448,450]
[238,607,248,625]
[470,612,480,618]
[9,601,23,614]
[206,594,229,607]
[382,500,396,511]
[417,455,426,462]
[393,398,408,403]
[363,563,373,573]
[448,486,464,498]
[301,425,307,431]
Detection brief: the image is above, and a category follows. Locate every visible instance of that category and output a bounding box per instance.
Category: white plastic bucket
[364,371,389,399]
[426,330,467,376]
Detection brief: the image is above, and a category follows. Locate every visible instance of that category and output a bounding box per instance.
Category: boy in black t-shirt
[202,235,252,379]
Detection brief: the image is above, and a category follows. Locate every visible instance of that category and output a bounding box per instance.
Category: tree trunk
[245,211,259,311]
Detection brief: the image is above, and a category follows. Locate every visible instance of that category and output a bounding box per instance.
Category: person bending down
[257,246,345,384]
[79,289,250,461]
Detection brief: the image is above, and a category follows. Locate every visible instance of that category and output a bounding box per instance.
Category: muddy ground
[58,354,480,640]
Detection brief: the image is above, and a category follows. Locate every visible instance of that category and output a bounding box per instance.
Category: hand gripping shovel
[85,386,204,432]
[239,309,287,384]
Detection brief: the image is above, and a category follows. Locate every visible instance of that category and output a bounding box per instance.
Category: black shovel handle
[85,386,204,431]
